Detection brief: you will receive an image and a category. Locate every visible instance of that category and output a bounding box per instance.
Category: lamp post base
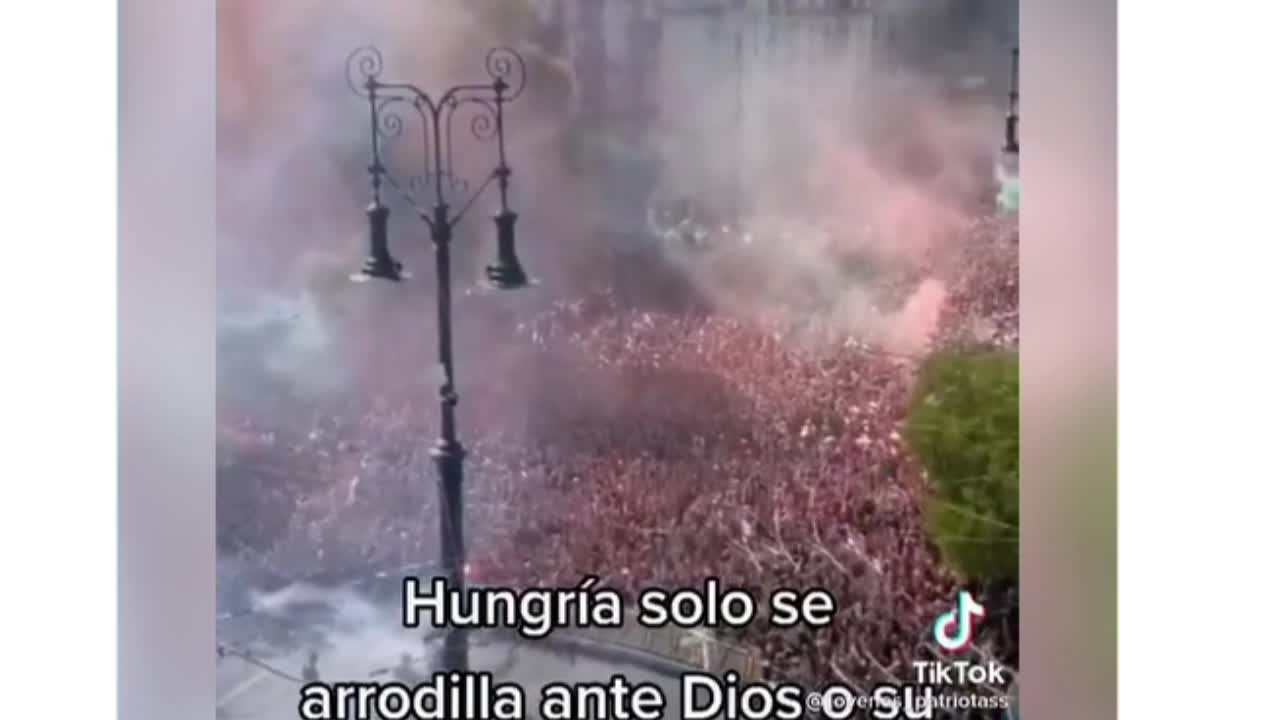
[436,627,470,673]
[430,438,468,671]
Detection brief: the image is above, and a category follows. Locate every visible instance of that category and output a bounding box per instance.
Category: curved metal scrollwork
[346,45,384,96]
[349,44,523,223]
[484,46,526,100]
[440,97,500,186]
[459,99,499,142]
[407,172,470,198]
[374,96,412,141]
[406,174,431,199]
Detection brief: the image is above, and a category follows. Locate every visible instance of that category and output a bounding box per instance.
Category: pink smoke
[884,277,949,356]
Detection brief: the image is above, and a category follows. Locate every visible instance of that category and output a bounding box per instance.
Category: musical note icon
[933,591,986,653]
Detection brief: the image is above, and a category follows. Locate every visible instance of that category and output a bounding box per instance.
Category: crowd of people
[931,215,1020,350]
[217,213,1019,692]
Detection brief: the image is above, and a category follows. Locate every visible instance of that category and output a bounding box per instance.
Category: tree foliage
[905,350,1018,581]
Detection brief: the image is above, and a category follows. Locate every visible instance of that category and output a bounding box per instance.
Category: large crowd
[217,213,1019,693]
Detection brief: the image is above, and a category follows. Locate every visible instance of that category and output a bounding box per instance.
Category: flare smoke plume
[218,0,1010,407]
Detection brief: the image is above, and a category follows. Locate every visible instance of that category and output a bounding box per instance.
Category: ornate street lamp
[344,44,531,673]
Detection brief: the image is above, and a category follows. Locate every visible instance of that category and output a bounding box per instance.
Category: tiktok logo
[932,591,986,653]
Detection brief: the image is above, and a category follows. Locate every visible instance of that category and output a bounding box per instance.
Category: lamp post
[1004,46,1019,154]
[345,45,531,673]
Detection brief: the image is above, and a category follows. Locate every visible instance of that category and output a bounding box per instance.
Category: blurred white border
[0,1,118,717]
[1119,1,1280,717]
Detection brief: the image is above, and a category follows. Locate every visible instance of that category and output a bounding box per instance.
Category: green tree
[905,350,1019,581]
